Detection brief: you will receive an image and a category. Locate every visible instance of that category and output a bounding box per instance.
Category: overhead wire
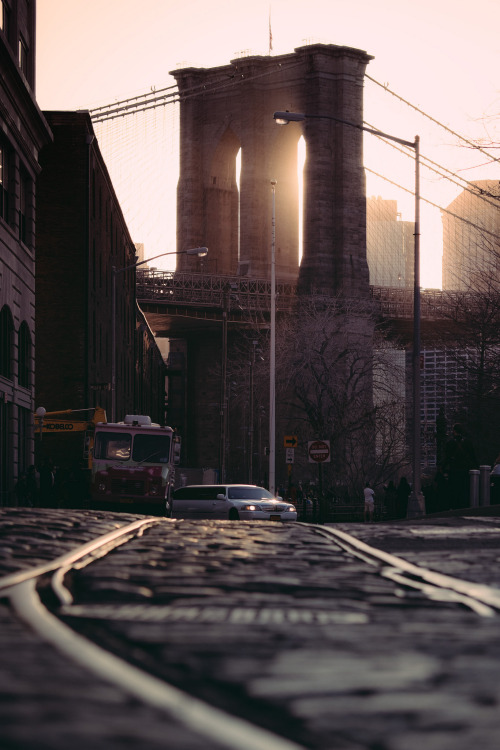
[365,120,500,213]
[365,74,500,166]
[89,64,500,277]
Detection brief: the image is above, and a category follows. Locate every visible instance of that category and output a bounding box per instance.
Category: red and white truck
[90,414,181,515]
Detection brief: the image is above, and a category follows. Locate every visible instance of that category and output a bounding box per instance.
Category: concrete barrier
[480,465,491,506]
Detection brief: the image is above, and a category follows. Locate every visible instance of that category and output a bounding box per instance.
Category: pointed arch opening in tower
[236,147,241,265]
[298,135,306,265]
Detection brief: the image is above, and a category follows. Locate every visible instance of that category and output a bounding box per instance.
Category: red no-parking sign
[308,440,331,463]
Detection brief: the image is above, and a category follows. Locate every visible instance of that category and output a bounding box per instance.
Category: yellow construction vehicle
[34,406,107,469]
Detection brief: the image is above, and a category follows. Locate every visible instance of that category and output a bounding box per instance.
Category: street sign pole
[318,462,325,524]
[307,440,331,524]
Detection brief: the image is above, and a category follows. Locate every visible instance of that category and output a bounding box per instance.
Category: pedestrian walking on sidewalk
[363,482,375,523]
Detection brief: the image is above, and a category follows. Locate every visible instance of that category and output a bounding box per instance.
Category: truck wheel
[228,508,240,521]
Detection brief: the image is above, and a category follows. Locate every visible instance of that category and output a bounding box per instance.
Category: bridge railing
[371,286,464,319]
[137,270,465,320]
[136,269,297,312]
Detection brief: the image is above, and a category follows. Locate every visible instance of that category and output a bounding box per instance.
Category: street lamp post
[219,289,229,482]
[35,406,46,441]
[273,111,424,517]
[269,179,277,495]
[248,339,258,484]
[111,247,208,423]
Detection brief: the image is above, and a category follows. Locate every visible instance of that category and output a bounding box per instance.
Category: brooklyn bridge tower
[169,44,376,485]
[173,43,372,294]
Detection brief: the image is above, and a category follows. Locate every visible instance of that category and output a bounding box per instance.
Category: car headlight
[286,505,296,512]
[149,483,160,496]
[240,504,258,511]
[98,482,106,493]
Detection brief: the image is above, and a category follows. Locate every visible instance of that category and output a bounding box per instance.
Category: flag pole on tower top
[268,6,273,54]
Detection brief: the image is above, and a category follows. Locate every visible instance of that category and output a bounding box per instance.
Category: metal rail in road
[310,524,500,617]
[3,513,500,749]
[0,517,305,750]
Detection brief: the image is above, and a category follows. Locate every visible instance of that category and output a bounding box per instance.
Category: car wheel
[228,508,240,521]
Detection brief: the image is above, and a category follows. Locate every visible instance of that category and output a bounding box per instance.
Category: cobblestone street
[2,508,500,749]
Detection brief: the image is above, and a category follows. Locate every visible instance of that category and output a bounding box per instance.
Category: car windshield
[228,487,275,500]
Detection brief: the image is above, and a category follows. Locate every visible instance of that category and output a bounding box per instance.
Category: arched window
[18,321,31,388]
[0,305,14,379]
[0,141,10,223]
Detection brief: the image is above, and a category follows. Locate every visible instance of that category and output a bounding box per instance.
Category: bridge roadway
[137,269,462,336]
[2,506,500,749]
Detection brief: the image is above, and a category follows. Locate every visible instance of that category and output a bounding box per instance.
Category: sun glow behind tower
[298,135,306,265]
[90,72,500,290]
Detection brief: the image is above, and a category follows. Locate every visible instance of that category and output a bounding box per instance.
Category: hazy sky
[37,0,500,119]
[36,0,500,286]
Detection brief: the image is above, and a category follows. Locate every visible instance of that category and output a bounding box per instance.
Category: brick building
[35,111,165,470]
[0,0,52,504]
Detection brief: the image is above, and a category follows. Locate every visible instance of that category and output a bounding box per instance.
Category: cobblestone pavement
[2,508,500,749]
[334,512,500,586]
[0,507,143,576]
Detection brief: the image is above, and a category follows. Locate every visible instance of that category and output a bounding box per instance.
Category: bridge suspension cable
[88,62,500,292]
[365,74,500,166]
[90,59,302,123]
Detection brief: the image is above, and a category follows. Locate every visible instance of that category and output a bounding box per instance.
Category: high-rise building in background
[442,180,500,291]
[134,242,145,265]
[366,197,414,288]
[419,347,470,469]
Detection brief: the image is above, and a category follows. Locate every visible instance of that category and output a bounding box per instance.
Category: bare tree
[438,194,500,462]
[272,294,408,497]
[440,279,500,462]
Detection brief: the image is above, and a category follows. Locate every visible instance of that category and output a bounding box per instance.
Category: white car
[171,484,297,521]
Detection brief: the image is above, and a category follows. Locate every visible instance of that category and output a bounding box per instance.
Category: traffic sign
[284,435,298,448]
[285,448,295,464]
[308,440,331,463]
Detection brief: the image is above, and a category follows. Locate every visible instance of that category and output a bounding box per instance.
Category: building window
[0,305,14,380]
[18,169,29,244]
[0,1,9,36]
[18,322,31,388]
[0,144,9,223]
[18,36,28,76]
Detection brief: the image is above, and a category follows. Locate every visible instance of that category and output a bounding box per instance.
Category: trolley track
[0,516,159,591]
[3,514,500,750]
[0,517,306,750]
[309,524,500,617]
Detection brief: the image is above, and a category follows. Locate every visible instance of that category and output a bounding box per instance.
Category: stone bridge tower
[172,43,373,296]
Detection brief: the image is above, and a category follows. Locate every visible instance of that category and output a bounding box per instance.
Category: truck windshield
[94,432,132,460]
[132,434,171,463]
